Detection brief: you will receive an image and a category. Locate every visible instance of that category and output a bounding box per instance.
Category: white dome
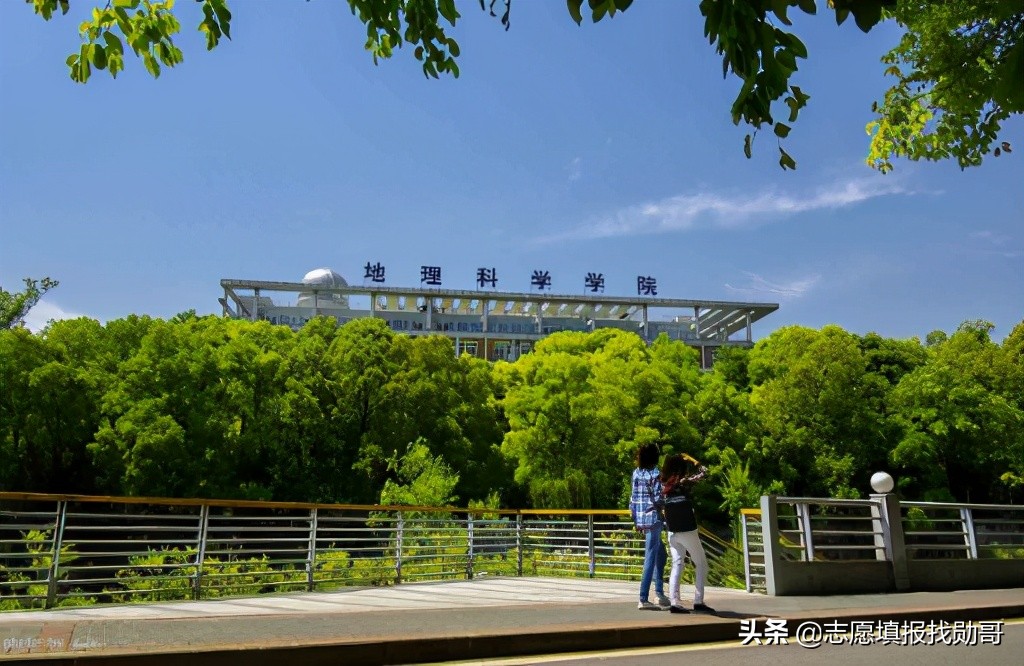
[298,268,349,309]
[302,268,348,288]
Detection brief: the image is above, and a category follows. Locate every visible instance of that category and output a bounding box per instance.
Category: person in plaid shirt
[629,443,669,610]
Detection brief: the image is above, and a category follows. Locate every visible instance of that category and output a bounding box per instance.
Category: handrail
[774,497,877,507]
[0,492,643,517]
[902,500,1023,511]
[0,492,747,610]
[699,526,743,554]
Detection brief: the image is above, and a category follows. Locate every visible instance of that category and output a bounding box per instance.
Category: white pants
[667,529,707,606]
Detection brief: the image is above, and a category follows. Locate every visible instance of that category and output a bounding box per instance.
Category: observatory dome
[298,268,349,309]
[301,268,348,289]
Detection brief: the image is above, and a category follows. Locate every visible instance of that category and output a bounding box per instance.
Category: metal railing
[739,508,765,593]
[901,501,1024,560]
[772,497,887,562]
[743,495,1024,596]
[0,493,744,610]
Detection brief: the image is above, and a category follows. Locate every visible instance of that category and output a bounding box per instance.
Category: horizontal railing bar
[776,498,877,507]
[903,501,1024,511]
[47,539,199,547]
[203,536,311,543]
[0,509,59,516]
[977,543,1024,549]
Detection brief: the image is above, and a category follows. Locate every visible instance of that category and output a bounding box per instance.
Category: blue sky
[1,2,1021,341]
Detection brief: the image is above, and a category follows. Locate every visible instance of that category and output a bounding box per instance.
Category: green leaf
[992,42,1024,113]
[103,31,124,56]
[785,97,799,122]
[797,0,815,14]
[143,51,160,78]
[91,44,108,70]
[567,0,584,24]
[213,1,232,40]
[781,33,807,59]
[851,1,882,33]
[439,0,459,24]
[777,49,797,72]
[743,134,753,159]
[774,122,791,138]
[778,147,796,170]
[770,0,792,26]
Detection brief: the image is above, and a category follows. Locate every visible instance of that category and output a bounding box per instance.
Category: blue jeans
[639,522,667,601]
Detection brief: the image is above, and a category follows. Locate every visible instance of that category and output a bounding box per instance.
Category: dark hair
[635,443,660,470]
[660,454,687,482]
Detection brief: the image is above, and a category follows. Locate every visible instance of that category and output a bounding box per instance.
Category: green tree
[381,336,509,504]
[685,371,766,521]
[500,329,702,509]
[89,316,250,497]
[888,320,1024,502]
[30,1,1021,171]
[748,325,889,498]
[0,277,59,330]
[0,319,116,493]
[380,438,459,507]
[710,345,751,392]
[867,0,1023,172]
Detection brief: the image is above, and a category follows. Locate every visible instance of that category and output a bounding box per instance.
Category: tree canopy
[3,314,1022,525]
[0,277,59,330]
[25,0,1021,171]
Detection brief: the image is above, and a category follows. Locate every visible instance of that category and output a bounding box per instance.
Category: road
[433,619,1024,666]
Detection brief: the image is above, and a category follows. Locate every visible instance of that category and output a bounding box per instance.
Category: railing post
[759,495,781,595]
[193,504,210,600]
[796,503,815,562]
[306,508,318,591]
[395,511,403,585]
[45,501,67,609]
[960,507,979,559]
[871,493,910,591]
[466,513,475,580]
[740,512,751,593]
[516,513,523,577]
[587,515,595,578]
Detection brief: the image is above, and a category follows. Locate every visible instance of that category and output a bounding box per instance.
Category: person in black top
[659,453,714,614]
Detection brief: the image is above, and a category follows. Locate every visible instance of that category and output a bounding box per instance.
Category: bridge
[0,492,1021,663]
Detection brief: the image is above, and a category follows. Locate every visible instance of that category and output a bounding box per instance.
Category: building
[219,269,779,368]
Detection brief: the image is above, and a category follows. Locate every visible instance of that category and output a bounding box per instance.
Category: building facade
[219,269,779,369]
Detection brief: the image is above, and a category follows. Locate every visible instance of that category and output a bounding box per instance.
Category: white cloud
[724,272,821,301]
[22,299,88,332]
[540,176,909,242]
[964,230,1020,258]
[567,157,582,182]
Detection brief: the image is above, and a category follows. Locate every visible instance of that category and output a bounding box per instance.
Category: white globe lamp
[870,471,894,494]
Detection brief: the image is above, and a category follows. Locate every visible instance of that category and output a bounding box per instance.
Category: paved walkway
[1,577,1021,664]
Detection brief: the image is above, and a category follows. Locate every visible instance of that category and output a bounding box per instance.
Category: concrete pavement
[1,577,1022,664]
